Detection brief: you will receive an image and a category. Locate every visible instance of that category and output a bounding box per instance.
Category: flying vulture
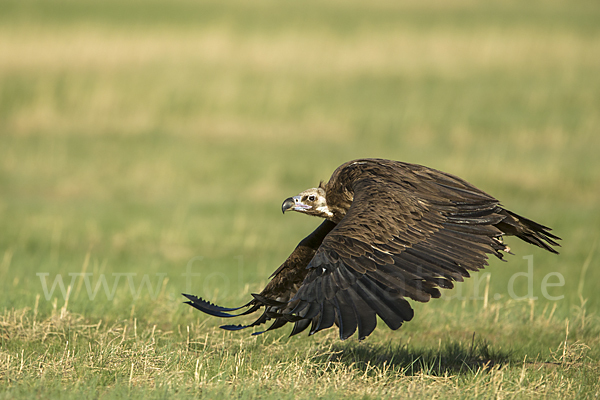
[183,159,560,340]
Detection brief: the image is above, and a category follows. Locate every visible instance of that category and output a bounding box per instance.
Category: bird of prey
[183,159,560,341]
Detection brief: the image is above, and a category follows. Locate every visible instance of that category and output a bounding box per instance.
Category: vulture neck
[327,209,346,224]
[324,182,353,224]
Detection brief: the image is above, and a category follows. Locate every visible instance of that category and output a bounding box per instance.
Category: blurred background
[1,0,599,319]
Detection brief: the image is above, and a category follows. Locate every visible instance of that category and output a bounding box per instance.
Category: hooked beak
[282,195,311,214]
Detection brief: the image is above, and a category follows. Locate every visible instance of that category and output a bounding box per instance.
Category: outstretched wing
[285,166,511,340]
[183,220,336,334]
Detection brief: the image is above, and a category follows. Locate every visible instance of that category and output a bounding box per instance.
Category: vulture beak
[282,196,310,214]
[282,197,295,213]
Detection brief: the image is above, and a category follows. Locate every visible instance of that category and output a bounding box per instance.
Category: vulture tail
[496,209,561,254]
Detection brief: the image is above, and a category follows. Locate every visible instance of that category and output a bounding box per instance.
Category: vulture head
[281,187,333,219]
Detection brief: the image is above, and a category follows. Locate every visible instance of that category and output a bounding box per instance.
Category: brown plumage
[183,158,560,340]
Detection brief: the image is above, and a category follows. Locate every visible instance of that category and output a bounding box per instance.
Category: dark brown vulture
[183,159,560,340]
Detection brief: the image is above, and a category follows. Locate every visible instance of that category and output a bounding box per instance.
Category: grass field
[1,0,600,398]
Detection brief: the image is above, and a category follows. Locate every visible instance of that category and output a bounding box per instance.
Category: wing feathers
[289,318,312,337]
[344,286,378,340]
[333,294,358,340]
[353,278,413,330]
[311,301,336,334]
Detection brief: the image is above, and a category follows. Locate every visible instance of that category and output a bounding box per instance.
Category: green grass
[1,0,599,398]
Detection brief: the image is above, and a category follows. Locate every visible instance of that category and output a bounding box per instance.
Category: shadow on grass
[324,335,511,376]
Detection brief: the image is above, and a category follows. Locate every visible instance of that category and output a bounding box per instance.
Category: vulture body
[183,159,560,341]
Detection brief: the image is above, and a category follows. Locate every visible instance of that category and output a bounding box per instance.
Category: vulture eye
[308,195,316,201]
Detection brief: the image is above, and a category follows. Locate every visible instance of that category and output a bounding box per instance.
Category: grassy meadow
[1,0,600,398]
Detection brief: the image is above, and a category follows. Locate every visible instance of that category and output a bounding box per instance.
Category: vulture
[183,159,560,341]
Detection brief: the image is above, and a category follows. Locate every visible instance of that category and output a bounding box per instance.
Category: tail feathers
[496,209,561,254]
